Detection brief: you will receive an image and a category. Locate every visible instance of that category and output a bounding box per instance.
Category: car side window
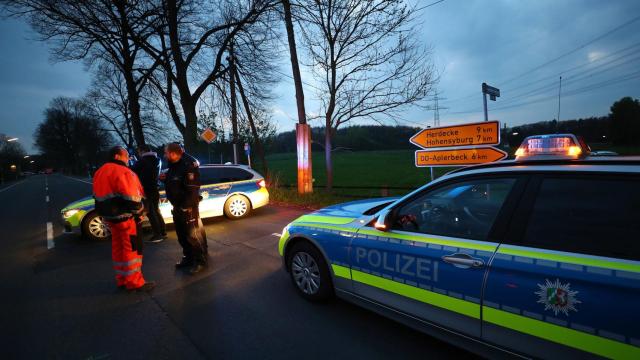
[218,168,253,183]
[521,176,640,261]
[392,178,516,241]
[200,168,222,184]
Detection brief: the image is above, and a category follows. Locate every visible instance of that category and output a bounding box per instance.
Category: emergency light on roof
[515,134,589,160]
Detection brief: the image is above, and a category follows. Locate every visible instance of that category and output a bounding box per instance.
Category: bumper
[61,209,86,234]
[249,187,269,209]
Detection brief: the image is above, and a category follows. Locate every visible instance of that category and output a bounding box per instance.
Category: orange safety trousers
[109,218,145,289]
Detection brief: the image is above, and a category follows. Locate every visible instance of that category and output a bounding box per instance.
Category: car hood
[293,197,398,225]
[62,195,95,212]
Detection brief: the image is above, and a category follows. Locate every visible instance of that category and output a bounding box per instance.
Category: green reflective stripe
[483,306,640,359]
[278,229,290,256]
[294,215,356,225]
[498,246,640,274]
[290,222,357,233]
[351,269,479,319]
[331,264,352,279]
[358,228,497,252]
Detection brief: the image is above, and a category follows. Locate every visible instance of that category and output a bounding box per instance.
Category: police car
[62,164,269,241]
[278,134,640,359]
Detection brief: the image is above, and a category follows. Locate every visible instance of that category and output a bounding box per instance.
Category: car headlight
[63,209,80,218]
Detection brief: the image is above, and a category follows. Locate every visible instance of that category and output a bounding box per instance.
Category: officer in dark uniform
[162,142,208,274]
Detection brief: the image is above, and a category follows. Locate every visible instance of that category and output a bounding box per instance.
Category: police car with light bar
[278,134,640,359]
[62,164,269,241]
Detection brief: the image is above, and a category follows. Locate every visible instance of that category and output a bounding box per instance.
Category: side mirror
[374,209,392,231]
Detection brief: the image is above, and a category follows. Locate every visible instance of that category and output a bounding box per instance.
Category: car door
[350,175,524,338]
[199,167,231,217]
[482,173,640,359]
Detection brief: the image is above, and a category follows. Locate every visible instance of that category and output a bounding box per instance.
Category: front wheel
[82,212,111,241]
[288,242,333,301]
[224,195,251,219]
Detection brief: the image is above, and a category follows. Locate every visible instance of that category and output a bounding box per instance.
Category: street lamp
[30,160,35,164]
[24,155,30,159]
[512,132,519,136]
[7,137,18,142]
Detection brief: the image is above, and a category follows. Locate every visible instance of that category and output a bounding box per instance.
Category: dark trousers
[144,196,166,238]
[172,207,207,265]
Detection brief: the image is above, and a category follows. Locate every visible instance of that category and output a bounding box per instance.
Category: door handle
[442,253,485,269]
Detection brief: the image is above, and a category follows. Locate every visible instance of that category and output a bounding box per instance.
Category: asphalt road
[0,174,470,359]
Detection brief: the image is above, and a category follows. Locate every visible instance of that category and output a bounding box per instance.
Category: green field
[262,150,457,198]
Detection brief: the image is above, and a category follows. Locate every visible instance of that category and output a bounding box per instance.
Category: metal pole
[483,92,488,122]
[557,76,562,130]
[430,167,434,182]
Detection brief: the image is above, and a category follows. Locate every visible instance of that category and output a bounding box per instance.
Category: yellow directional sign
[200,128,217,144]
[410,121,500,149]
[415,147,507,167]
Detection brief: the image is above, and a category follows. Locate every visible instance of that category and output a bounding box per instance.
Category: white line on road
[46,195,49,202]
[62,175,93,185]
[0,180,26,194]
[47,222,54,249]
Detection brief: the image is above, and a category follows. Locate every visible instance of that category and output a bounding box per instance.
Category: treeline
[267,125,420,153]
[506,96,640,148]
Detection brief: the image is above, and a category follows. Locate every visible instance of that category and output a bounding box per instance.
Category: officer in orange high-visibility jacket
[93,146,155,292]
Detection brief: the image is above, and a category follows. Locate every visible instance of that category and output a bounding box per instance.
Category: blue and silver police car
[278,134,640,359]
[62,164,269,241]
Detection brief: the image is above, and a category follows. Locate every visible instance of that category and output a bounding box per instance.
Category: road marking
[46,195,49,202]
[0,180,26,194]
[272,233,282,237]
[62,175,92,185]
[47,222,54,249]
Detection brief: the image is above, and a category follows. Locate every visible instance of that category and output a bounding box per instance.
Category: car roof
[444,156,640,178]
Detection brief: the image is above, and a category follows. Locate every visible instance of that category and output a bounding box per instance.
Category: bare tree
[130,0,279,152]
[3,0,163,147]
[297,0,435,190]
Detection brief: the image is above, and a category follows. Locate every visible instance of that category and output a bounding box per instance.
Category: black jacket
[163,153,201,209]
[132,152,162,199]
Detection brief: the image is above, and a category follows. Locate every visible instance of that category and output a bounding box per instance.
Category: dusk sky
[1,0,639,153]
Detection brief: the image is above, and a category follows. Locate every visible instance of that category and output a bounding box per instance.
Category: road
[0,174,470,359]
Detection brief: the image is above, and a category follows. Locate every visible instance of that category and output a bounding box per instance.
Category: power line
[443,15,640,104]
[415,0,447,13]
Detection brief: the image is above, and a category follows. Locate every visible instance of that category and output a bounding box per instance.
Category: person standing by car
[132,144,167,243]
[93,146,155,292]
[163,142,208,274]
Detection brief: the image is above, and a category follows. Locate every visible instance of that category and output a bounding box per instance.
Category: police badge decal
[535,278,581,316]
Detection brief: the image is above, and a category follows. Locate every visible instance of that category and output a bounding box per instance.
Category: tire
[82,211,111,241]
[287,241,333,301]
[223,195,251,219]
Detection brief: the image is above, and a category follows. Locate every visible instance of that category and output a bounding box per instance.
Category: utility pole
[557,76,562,132]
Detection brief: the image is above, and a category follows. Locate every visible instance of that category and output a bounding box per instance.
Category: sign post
[482,83,500,122]
[200,128,217,164]
[244,142,251,168]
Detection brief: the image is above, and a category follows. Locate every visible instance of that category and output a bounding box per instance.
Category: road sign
[482,83,500,98]
[410,121,500,149]
[415,147,507,167]
[200,128,217,143]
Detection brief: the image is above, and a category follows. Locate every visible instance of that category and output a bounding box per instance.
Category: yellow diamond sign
[200,128,217,143]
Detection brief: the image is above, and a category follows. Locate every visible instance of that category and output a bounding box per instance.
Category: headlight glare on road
[63,209,80,218]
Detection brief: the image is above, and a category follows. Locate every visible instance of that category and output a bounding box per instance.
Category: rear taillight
[257,179,266,188]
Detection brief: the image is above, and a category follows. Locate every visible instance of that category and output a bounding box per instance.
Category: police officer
[132,144,167,243]
[163,143,208,274]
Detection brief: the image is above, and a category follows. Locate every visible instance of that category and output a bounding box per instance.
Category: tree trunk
[324,118,333,191]
[229,44,239,164]
[233,67,268,175]
[282,0,306,125]
[283,0,312,193]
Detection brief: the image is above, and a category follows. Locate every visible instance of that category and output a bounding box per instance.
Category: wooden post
[296,123,313,193]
